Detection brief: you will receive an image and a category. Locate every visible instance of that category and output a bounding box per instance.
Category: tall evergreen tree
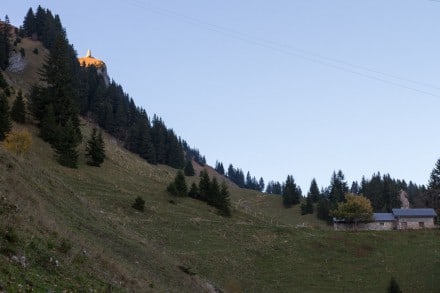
[329,170,348,204]
[11,91,26,123]
[0,16,11,70]
[85,127,105,167]
[184,160,195,176]
[53,118,79,168]
[188,182,199,199]
[35,33,82,167]
[308,178,320,202]
[173,170,188,197]
[428,158,440,190]
[215,161,225,175]
[282,175,301,207]
[258,177,265,192]
[22,8,36,37]
[198,169,211,202]
[218,181,232,217]
[0,92,11,141]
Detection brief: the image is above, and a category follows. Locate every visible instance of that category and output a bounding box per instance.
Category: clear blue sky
[4,0,440,191]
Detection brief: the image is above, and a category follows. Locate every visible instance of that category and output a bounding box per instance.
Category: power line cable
[119,0,440,98]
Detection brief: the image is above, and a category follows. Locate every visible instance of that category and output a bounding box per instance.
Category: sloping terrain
[0,37,439,292]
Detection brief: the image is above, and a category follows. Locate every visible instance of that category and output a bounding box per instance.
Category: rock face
[399,189,410,209]
[78,50,110,86]
[7,52,27,73]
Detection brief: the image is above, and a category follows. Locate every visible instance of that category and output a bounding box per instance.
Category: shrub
[58,238,72,254]
[132,196,145,212]
[3,130,33,155]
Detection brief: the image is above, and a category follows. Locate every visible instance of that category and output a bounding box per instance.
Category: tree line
[214,161,265,191]
[167,169,231,217]
[16,6,202,170]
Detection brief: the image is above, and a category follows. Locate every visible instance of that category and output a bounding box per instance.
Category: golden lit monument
[78,49,109,85]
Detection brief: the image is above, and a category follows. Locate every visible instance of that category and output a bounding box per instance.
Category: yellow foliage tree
[331,193,373,230]
[3,129,33,155]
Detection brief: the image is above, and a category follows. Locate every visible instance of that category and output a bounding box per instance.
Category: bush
[58,238,72,254]
[3,130,33,155]
[132,196,145,212]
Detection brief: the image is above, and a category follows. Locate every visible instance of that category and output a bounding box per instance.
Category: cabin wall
[396,217,435,229]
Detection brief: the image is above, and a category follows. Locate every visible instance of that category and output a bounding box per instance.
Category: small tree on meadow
[184,160,195,176]
[188,182,199,199]
[387,277,402,293]
[0,92,11,141]
[85,127,105,167]
[132,196,145,212]
[11,91,26,123]
[167,170,188,197]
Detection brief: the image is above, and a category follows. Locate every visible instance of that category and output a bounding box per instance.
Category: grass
[0,123,439,292]
[0,37,438,292]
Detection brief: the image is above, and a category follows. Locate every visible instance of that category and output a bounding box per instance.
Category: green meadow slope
[0,37,439,292]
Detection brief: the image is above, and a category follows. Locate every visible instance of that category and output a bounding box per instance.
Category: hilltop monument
[78,50,110,85]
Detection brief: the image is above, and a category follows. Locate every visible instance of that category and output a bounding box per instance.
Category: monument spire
[86,49,92,58]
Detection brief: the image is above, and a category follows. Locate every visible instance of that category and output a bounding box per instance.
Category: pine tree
[39,104,57,143]
[22,8,36,37]
[188,182,199,199]
[174,170,188,197]
[329,170,348,204]
[184,160,195,176]
[198,169,211,202]
[0,92,11,141]
[317,198,331,222]
[258,177,265,192]
[0,18,11,70]
[218,181,231,217]
[282,175,301,207]
[53,118,79,168]
[215,161,225,175]
[308,178,320,202]
[132,196,145,212]
[428,158,440,190]
[387,277,402,293]
[11,91,26,123]
[85,128,105,167]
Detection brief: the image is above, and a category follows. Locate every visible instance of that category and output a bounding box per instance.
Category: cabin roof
[392,208,437,217]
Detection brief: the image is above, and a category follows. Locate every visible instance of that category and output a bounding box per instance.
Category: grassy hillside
[1,124,439,292]
[0,37,439,292]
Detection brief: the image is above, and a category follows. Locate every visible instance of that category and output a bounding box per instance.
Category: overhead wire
[118,0,440,98]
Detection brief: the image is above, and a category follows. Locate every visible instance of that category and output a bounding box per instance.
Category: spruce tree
[22,8,36,37]
[188,182,199,199]
[329,170,348,204]
[11,91,26,123]
[0,92,11,141]
[85,128,105,167]
[428,158,440,190]
[387,277,402,293]
[184,160,195,176]
[53,118,80,168]
[218,181,231,217]
[198,169,211,202]
[173,170,188,197]
[308,178,320,202]
[282,175,301,207]
[39,104,57,143]
[209,177,221,206]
